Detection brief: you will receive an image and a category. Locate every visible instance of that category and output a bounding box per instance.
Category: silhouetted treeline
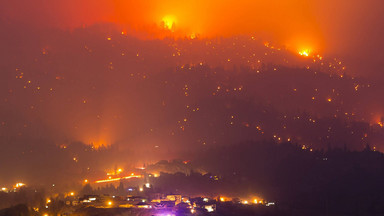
[123,141,384,215]
[0,204,31,216]
[0,188,44,211]
[192,141,384,215]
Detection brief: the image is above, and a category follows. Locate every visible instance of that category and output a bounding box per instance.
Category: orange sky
[1,0,383,76]
[112,0,323,50]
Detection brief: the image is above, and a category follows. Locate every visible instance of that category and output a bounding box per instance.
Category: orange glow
[299,49,311,57]
[162,15,177,30]
[219,196,232,202]
[80,123,114,149]
[95,174,142,183]
[89,140,109,149]
[107,168,123,176]
[14,183,25,188]
[12,0,384,60]
[83,134,112,149]
[112,0,323,48]
[371,115,384,128]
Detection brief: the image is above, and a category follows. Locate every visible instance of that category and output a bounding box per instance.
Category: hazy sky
[1,0,383,77]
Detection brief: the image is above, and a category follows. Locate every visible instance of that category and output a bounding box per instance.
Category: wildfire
[95,174,142,183]
[14,183,25,188]
[162,15,177,30]
[372,116,383,128]
[299,49,310,57]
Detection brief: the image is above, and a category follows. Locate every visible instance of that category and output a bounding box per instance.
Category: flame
[89,140,109,149]
[162,15,177,30]
[14,183,25,188]
[95,174,142,183]
[84,133,112,149]
[371,115,383,128]
[299,49,310,57]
